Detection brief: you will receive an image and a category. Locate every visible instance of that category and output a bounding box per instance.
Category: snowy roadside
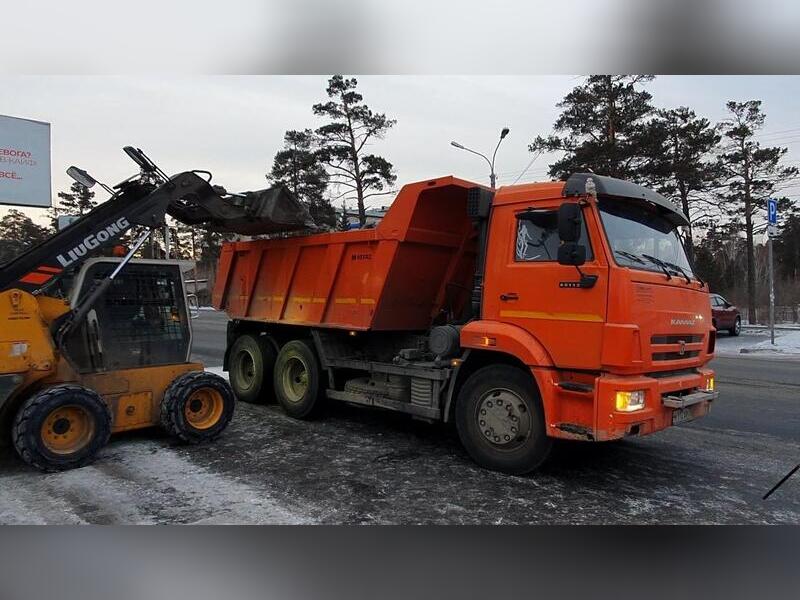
[715,328,800,357]
[206,365,228,380]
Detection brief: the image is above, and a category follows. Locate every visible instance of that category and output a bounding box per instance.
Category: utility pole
[768,198,778,345]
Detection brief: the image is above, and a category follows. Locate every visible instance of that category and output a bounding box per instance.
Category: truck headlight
[615,390,645,412]
[705,376,715,391]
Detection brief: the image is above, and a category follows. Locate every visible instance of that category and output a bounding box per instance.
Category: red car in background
[710,293,741,336]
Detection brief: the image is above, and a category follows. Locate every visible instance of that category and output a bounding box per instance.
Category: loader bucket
[168,183,317,236]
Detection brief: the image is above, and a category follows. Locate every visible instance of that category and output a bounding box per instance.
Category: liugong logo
[56,217,131,267]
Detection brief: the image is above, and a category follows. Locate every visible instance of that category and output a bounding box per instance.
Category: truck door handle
[500,292,519,301]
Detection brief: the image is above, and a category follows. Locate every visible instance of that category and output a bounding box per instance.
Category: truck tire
[274,340,324,419]
[12,384,112,472]
[229,334,276,403]
[729,316,741,336]
[455,365,552,475]
[161,371,235,443]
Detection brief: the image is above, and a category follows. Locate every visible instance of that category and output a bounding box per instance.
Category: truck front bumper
[542,366,716,441]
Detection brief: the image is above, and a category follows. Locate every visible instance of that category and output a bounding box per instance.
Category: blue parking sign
[768,198,778,225]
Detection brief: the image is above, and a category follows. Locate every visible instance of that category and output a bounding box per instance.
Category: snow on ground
[715,328,800,356]
[0,437,312,524]
[206,365,228,380]
[740,329,800,355]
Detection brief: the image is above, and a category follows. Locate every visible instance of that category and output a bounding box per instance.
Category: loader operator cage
[65,259,191,373]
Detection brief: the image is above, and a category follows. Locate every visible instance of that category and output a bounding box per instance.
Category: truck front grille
[651,334,703,345]
[651,333,704,362]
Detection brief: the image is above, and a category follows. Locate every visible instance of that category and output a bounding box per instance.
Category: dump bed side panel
[213,177,482,331]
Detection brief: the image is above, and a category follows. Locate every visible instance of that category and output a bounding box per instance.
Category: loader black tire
[229,334,276,404]
[274,340,324,419]
[160,371,235,443]
[455,365,552,475]
[12,384,112,472]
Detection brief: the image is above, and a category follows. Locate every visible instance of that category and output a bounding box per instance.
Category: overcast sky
[2,75,799,223]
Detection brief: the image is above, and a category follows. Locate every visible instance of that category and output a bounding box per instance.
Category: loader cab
[63,258,195,373]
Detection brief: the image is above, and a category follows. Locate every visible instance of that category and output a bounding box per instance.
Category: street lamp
[451,127,510,189]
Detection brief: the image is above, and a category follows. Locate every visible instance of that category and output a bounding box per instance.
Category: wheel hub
[41,405,95,455]
[184,389,224,430]
[282,357,309,403]
[52,417,71,435]
[477,389,530,446]
[237,350,256,390]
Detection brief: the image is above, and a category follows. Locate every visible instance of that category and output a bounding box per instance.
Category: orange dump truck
[213,173,717,474]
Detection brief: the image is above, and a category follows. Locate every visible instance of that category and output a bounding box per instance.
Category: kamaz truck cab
[472,174,716,451]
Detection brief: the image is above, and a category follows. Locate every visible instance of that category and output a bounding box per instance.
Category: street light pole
[451,127,510,189]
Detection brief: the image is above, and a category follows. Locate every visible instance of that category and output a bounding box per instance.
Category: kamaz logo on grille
[670,318,695,326]
[56,217,131,267]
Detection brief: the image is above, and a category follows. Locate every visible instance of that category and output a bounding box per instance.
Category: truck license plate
[672,407,694,425]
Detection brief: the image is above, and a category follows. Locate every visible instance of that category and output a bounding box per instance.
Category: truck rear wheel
[455,365,552,475]
[229,334,276,403]
[12,384,112,472]
[274,340,324,419]
[161,371,236,443]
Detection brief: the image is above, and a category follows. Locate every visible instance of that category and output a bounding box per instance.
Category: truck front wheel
[229,334,276,403]
[455,365,552,475]
[274,340,324,419]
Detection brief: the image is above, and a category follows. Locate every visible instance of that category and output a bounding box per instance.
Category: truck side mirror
[558,203,582,242]
[558,242,586,266]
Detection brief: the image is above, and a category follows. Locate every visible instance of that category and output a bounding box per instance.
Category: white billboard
[0,114,51,208]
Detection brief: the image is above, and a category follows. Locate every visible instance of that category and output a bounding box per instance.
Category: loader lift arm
[0,170,221,296]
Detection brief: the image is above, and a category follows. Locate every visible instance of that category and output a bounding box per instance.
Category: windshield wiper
[614,250,647,265]
[658,258,692,284]
[640,254,673,281]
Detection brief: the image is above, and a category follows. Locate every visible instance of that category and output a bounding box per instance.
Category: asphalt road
[1,311,797,524]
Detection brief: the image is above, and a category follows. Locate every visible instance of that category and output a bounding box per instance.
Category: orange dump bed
[212,177,481,331]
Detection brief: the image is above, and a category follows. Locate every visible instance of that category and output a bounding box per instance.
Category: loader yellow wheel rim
[184,388,224,430]
[41,405,95,455]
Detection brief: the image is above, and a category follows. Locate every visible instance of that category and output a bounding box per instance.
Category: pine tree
[0,209,50,264]
[639,107,722,261]
[529,75,655,180]
[716,100,799,324]
[338,200,350,231]
[268,129,334,228]
[49,181,97,229]
[313,75,396,226]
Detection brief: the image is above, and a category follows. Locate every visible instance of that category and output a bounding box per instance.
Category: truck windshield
[598,198,695,278]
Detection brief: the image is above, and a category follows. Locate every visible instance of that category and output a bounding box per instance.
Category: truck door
[482,201,609,370]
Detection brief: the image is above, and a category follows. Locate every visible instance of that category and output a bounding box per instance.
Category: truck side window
[515,210,592,262]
